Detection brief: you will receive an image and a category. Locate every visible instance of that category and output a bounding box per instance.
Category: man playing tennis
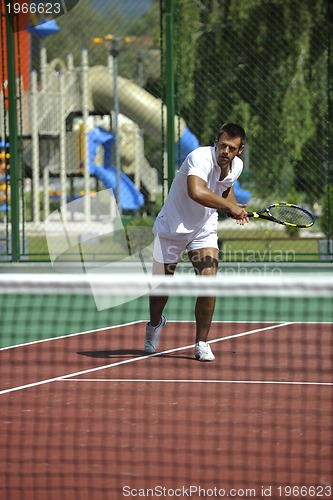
[144,123,249,361]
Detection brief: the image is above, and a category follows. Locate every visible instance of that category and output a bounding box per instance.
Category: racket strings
[269,206,313,226]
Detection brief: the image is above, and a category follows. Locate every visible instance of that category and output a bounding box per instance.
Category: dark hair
[216,123,246,146]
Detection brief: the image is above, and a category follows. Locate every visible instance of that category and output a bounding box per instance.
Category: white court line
[0,320,263,351]
[0,322,295,395]
[0,320,144,351]
[64,379,333,387]
[1,322,332,395]
[1,320,331,352]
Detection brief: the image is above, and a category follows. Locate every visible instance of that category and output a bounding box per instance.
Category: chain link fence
[175,0,332,264]
[0,0,332,263]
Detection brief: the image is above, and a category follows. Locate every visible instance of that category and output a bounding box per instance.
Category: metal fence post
[165,0,175,193]
[5,9,20,261]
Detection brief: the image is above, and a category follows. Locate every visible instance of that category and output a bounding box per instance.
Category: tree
[176,0,329,202]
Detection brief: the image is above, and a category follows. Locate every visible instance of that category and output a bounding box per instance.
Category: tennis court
[0,273,332,499]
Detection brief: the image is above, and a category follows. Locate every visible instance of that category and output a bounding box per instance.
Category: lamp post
[107,36,121,215]
[92,35,123,215]
[92,34,153,214]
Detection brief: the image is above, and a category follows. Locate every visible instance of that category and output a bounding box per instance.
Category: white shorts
[152,215,218,264]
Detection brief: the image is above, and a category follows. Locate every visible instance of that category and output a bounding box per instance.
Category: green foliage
[177,0,330,203]
[127,216,154,227]
[44,0,121,66]
[43,0,329,209]
[43,0,160,80]
[10,0,330,262]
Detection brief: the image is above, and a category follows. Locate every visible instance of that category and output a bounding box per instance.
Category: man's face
[214,133,244,168]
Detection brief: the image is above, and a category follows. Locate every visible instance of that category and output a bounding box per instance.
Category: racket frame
[247,203,314,228]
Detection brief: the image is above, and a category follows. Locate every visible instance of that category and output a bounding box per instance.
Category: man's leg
[149,260,176,326]
[188,248,218,343]
[145,226,185,353]
[144,260,177,353]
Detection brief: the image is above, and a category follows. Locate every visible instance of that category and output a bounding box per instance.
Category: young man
[144,123,249,361]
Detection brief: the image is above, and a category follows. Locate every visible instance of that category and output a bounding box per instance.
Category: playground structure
[16,47,168,225]
[1,43,251,230]
[0,142,10,213]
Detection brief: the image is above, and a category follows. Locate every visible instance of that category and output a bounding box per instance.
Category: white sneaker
[144,315,167,353]
[195,341,215,362]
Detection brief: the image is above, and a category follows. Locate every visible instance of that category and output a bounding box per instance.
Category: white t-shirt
[156,146,243,234]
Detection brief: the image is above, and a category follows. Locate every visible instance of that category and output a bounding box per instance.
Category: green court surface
[1,292,332,349]
[1,263,332,348]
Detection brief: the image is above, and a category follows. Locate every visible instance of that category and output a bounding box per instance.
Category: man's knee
[189,249,218,275]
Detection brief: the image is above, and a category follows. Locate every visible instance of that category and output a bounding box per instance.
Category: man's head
[214,123,246,168]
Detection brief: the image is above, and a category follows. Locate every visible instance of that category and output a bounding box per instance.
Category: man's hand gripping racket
[228,203,249,225]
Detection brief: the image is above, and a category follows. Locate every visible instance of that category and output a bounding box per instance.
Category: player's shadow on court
[78,350,194,360]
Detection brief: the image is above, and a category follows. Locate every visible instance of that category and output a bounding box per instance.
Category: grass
[1,208,323,263]
[219,238,319,262]
[22,231,320,263]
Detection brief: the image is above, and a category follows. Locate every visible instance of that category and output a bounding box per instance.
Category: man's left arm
[222,187,238,203]
[223,187,249,225]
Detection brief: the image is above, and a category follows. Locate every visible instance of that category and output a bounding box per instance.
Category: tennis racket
[247,203,314,228]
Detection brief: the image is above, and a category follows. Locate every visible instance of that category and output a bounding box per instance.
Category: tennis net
[0,272,332,499]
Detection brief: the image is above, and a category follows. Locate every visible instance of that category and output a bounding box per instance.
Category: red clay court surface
[0,320,332,500]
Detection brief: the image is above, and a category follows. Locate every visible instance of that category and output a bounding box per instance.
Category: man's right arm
[187,175,247,220]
